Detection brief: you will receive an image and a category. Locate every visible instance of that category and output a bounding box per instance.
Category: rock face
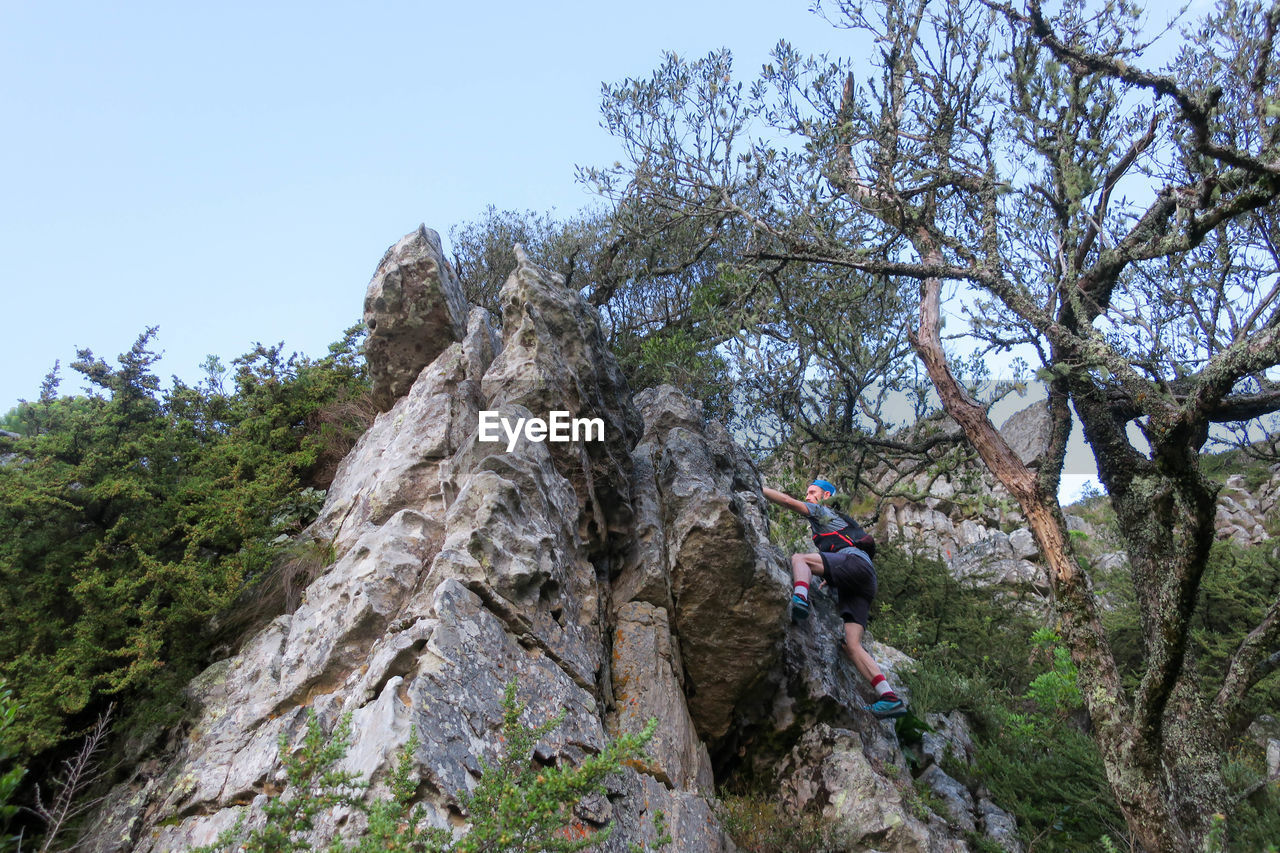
[1215,471,1280,546]
[879,413,1279,604]
[364,225,470,411]
[998,401,1052,468]
[78,228,1005,853]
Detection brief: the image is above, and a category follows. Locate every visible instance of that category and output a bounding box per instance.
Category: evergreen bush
[0,326,368,759]
[195,680,657,853]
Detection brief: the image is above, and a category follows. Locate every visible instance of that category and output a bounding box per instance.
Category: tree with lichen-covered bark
[585,0,1280,849]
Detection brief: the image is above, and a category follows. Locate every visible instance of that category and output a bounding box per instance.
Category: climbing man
[763,478,908,719]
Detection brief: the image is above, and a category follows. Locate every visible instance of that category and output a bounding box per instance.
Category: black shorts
[819,549,877,627]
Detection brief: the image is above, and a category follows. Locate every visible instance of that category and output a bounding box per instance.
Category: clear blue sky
[6,1,1198,500]
[1,0,853,410]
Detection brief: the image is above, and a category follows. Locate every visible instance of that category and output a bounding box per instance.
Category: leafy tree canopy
[583,0,1280,848]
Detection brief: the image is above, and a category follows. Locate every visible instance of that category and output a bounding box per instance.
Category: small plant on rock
[194,679,655,853]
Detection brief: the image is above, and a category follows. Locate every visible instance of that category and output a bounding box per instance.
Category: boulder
[917,764,976,833]
[775,724,952,853]
[922,711,976,769]
[631,386,788,742]
[998,402,1052,467]
[1008,527,1039,560]
[978,797,1024,853]
[364,226,470,411]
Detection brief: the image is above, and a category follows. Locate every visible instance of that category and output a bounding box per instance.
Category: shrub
[196,680,656,853]
[714,791,849,853]
[0,682,25,849]
[0,326,369,757]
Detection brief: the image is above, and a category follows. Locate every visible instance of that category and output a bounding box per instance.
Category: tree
[0,328,368,761]
[588,0,1280,848]
[449,205,745,415]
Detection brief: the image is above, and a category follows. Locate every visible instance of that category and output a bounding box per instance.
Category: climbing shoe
[867,698,908,719]
[790,593,811,623]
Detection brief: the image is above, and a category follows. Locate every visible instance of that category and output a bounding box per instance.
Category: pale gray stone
[922,711,976,768]
[609,601,714,792]
[950,533,1015,586]
[1008,527,1038,559]
[481,245,642,552]
[612,445,674,612]
[310,309,497,559]
[364,225,469,411]
[634,385,788,742]
[1065,515,1092,535]
[998,401,1052,467]
[1001,559,1050,590]
[1094,552,1128,573]
[918,764,977,833]
[777,724,937,852]
[978,797,1024,853]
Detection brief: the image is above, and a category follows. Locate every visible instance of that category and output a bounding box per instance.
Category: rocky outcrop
[626,387,787,743]
[777,724,948,852]
[483,245,643,550]
[364,226,470,411]
[998,402,1052,469]
[79,227,1015,853]
[879,409,1279,600]
[1216,471,1280,546]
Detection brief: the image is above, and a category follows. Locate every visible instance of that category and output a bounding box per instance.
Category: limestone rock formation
[626,386,787,742]
[997,401,1052,468]
[880,405,1278,599]
[1216,471,1280,546]
[364,225,470,411]
[79,227,1014,853]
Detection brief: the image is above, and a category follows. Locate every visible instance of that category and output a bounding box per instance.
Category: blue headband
[811,479,837,495]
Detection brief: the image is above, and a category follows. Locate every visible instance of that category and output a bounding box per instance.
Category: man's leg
[842,622,907,718]
[789,553,824,622]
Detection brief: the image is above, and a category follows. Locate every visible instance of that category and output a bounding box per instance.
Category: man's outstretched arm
[763,487,811,516]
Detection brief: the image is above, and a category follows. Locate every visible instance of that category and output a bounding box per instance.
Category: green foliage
[0,681,26,848]
[451,679,654,852]
[448,206,739,418]
[900,657,1123,853]
[1023,628,1082,715]
[972,708,1122,852]
[0,326,368,758]
[1218,752,1280,853]
[0,409,22,436]
[193,711,365,853]
[872,544,1040,692]
[714,791,849,853]
[1200,445,1278,495]
[196,680,656,853]
[619,325,731,415]
[876,543,1120,849]
[1098,538,1280,718]
[1188,542,1280,719]
[449,207,584,317]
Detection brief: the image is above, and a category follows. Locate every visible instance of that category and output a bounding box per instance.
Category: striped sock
[871,674,898,702]
[793,580,810,601]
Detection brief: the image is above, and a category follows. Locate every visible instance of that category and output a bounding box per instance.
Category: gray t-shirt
[805,502,859,555]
